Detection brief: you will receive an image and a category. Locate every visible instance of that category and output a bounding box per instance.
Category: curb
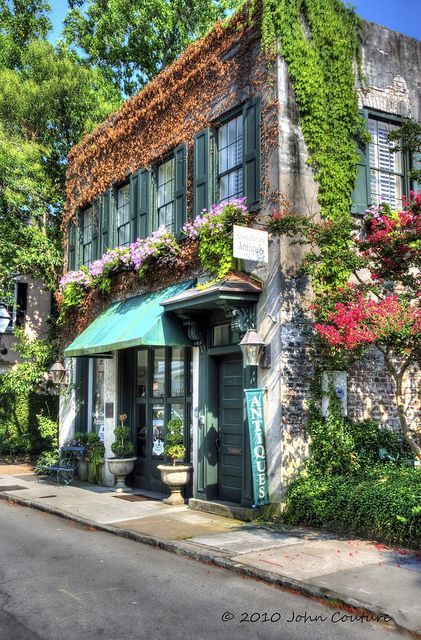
[0,491,418,637]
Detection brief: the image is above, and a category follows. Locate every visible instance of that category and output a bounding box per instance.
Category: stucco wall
[360,21,421,120]
[0,276,51,374]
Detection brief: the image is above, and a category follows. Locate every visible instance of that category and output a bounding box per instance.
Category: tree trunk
[384,352,421,459]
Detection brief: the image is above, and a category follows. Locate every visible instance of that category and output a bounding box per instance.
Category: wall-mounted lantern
[0,302,11,355]
[239,328,271,369]
[49,361,68,385]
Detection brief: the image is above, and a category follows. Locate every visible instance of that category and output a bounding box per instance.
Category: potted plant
[85,433,105,484]
[158,418,192,505]
[106,414,136,492]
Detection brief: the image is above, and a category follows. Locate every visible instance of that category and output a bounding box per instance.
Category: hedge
[282,466,421,549]
[0,391,59,456]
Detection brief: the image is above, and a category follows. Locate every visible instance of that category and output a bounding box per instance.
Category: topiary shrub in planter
[158,418,192,505]
[106,415,136,492]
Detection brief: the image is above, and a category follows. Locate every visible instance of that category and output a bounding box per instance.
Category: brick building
[59,9,420,513]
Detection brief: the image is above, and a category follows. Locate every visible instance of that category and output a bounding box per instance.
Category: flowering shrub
[315,293,420,355]
[57,227,180,321]
[361,192,421,288]
[183,198,253,284]
[312,195,421,458]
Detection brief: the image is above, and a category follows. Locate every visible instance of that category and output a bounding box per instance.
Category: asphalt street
[0,501,404,640]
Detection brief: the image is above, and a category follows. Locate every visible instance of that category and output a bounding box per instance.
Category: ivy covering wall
[262,0,368,292]
[0,391,58,456]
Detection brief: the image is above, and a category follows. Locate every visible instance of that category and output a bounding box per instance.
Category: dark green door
[217,354,243,502]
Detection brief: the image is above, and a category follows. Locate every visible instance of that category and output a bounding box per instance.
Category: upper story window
[193,99,260,216]
[117,183,130,246]
[81,206,93,266]
[368,117,404,208]
[157,158,174,231]
[351,110,411,215]
[218,114,244,204]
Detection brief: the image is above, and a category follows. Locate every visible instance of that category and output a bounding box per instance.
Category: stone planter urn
[106,457,136,492]
[157,463,193,505]
[78,457,89,482]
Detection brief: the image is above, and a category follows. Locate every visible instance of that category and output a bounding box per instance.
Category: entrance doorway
[217,354,244,502]
[118,346,192,494]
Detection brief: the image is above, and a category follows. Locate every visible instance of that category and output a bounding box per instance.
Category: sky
[48,0,421,44]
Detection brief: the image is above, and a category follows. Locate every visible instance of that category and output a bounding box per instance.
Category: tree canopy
[0,3,121,297]
[63,0,236,95]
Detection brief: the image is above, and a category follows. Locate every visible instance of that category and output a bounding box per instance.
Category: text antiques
[245,388,270,506]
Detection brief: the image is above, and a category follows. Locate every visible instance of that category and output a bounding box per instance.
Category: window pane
[219,122,228,149]
[91,358,105,435]
[171,347,185,396]
[220,168,243,204]
[157,158,174,230]
[136,404,147,458]
[137,349,148,397]
[152,348,165,397]
[152,404,165,457]
[116,184,130,246]
[82,207,93,265]
[170,404,185,430]
[117,184,129,208]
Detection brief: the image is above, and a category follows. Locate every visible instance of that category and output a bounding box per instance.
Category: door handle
[215,434,222,452]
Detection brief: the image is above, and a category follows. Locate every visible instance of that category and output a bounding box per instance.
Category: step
[188,498,260,522]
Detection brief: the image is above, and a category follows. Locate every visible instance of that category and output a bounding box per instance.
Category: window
[75,357,105,436]
[352,111,410,215]
[116,183,130,246]
[4,280,28,332]
[368,117,404,208]
[81,206,93,266]
[193,100,260,216]
[157,158,175,231]
[218,114,244,204]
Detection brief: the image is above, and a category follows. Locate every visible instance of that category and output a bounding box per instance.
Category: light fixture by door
[49,361,69,385]
[239,327,271,368]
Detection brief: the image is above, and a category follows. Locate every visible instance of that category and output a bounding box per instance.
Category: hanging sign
[244,388,270,506]
[233,225,269,263]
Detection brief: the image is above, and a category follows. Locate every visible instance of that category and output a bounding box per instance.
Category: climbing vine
[262,0,369,292]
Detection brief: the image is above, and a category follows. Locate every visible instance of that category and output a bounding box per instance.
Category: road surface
[0,500,402,640]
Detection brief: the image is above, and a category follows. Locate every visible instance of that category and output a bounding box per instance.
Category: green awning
[64,282,193,357]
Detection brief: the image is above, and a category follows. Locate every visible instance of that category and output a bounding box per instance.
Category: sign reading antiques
[245,388,270,506]
[233,225,269,263]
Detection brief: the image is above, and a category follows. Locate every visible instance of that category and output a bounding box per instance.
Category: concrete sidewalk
[0,471,420,635]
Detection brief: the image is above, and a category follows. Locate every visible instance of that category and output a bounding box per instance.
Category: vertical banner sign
[244,388,270,506]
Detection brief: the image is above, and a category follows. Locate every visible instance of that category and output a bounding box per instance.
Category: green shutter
[130,171,139,241]
[92,198,100,260]
[193,128,210,215]
[138,169,151,238]
[243,99,260,211]
[411,151,421,194]
[174,144,188,234]
[75,209,82,268]
[100,189,111,254]
[351,110,370,215]
[67,220,76,271]
[109,187,117,248]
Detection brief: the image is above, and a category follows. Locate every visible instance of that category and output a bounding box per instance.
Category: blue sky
[48,0,420,44]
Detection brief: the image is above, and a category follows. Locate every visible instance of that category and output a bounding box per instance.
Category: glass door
[132,346,192,493]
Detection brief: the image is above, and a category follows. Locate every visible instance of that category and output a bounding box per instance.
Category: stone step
[188,498,260,522]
